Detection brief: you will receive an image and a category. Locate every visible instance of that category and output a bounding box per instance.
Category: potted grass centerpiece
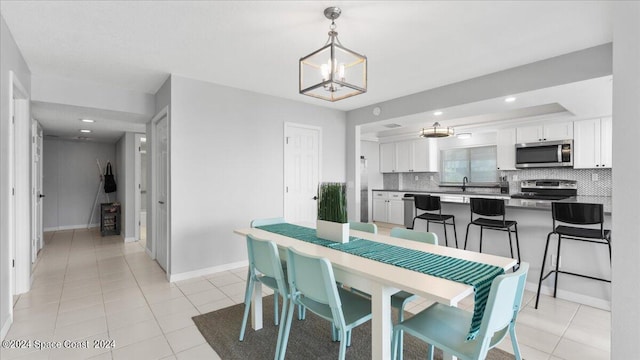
[316,182,349,243]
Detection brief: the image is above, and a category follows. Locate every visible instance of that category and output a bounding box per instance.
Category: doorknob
[39,194,45,198]
[312,196,318,200]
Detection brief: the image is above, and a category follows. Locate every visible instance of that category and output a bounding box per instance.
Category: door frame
[8,71,31,302]
[31,120,43,260]
[283,122,322,223]
[150,107,170,277]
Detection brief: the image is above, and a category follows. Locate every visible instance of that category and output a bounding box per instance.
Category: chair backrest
[286,247,344,326]
[250,217,286,228]
[552,202,603,225]
[470,198,506,218]
[414,195,442,213]
[390,227,438,245]
[349,222,378,234]
[246,235,287,295]
[473,262,529,358]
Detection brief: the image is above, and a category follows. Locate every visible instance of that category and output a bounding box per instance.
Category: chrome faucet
[462,176,469,192]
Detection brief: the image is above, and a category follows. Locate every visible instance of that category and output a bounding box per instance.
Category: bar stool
[534,202,611,309]
[464,198,521,265]
[410,195,458,248]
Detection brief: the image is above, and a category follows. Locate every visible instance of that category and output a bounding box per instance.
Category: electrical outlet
[415,175,419,181]
[429,175,434,181]
[512,174,518,181]
[592,173,599,181]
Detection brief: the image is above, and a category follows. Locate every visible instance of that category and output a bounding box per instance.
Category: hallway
[0,229,245,360]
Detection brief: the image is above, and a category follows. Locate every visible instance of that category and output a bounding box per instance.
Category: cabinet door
[412,139,438,172]
[387,199,405,225]
[379,143,396,173]
[496,128,516,170]
[543,121,573,141]
[573,118,600,169]
[372,198,388,222]
[395,140,413,172]
[600,117,612,168]
[516,125,542,143]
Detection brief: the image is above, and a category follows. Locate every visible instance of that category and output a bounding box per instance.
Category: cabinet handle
[596,164,599,167]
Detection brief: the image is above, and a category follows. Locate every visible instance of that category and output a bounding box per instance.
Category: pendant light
[419,122,454,138]
[299,7,367,102]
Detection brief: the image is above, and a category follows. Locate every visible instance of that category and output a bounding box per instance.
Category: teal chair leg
[278,299,296,360]
[273,297,288,360]
[239,276,255,341]
[427,344,435,360]
[338,329,348,360]
[273,292,279,326]
[331,326,339,341]
[391,327,400,360]
[346,329,352,347]
[510,323,522,360]
[299,305,306,320]
[397,302,407,360]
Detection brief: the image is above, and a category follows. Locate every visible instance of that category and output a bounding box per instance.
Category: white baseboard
[124,237,136,243]
[1,314,13,340]
[169,260,249,283]
[145,247,154,259]
[44,223,99,232]
[525,281,611,310]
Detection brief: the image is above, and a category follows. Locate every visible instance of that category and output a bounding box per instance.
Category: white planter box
[316,220,349,244]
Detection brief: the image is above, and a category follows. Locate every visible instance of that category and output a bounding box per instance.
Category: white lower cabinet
[372,191,404,225]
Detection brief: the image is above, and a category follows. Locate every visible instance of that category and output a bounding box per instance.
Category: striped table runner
[256,223,504,340]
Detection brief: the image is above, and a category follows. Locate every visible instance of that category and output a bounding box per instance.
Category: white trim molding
[169,260,248,283]
[1,315,12,340]
[525,281,611,311]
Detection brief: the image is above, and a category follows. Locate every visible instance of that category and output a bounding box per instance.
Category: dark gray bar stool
[534,202,611,309]
[463,198,521,265]
[409,195,458,248]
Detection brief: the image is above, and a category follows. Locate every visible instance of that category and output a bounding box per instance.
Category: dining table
[234,225,517,360]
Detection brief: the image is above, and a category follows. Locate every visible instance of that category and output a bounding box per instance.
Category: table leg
[371,284,394,360]
[250,280,263,330]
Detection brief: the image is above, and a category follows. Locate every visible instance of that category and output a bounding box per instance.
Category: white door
[31,121,43,262]
[155,114,169,272]
[284,123,321,226]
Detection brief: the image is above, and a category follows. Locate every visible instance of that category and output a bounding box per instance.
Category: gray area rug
[192,295,517,360]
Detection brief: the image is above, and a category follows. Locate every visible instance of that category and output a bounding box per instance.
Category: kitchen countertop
[373,189,612,214]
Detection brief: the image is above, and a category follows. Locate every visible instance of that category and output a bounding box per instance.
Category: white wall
[116,132,138,241]
[0,14,31,339]
[167,75,346,276]
[43,139,116,230]
[611,2,640,358]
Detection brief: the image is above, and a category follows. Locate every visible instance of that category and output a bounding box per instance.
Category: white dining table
[234,227,517,360]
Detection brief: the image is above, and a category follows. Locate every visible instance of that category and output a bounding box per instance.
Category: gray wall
[0,14,31,339]
[43,139,117,230]
[166,75,346,276]
[116,132,137,241]
[360,140,383,221]
[611,2,640,357]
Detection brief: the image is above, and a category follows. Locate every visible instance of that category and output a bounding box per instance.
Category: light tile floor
[1,227,610,360]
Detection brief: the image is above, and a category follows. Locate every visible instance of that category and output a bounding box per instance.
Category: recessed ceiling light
[505,97,517,103]
[433,111,443,116]
[80,129,92,133]
[457,133,472,139]
[81,119,95,123]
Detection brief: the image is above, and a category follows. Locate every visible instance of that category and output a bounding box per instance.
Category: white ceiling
[0,1,613,140]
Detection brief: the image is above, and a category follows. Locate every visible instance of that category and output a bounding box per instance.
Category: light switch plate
[512,174,518,181]
[415,175,419,181]
[592,173,599,181]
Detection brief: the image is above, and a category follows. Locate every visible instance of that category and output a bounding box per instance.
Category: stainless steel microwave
[515,140,573,168]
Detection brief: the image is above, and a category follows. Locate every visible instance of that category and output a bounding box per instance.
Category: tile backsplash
[382,168,612,196]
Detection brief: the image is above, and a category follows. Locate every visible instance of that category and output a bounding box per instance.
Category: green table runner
[257,223,504,340]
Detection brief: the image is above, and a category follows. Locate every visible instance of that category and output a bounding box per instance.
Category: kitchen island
[373,189,612,309]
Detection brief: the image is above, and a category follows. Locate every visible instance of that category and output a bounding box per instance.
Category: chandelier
[299,7,367,102]
[419,122,454,138]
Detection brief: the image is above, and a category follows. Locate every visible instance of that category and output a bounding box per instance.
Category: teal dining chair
[279,247,373,360]
[239,235,291,360]
[349,222,378,234]
[391,262,529,360]
[389,227,438,360]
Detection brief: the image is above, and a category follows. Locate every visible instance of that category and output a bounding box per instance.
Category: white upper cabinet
[516,121,573,143]
[379,142,396,173]
[496,128,517,170]
[574,117,612,169]
[379,139,438,173]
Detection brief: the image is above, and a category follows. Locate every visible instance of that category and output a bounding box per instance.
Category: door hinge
[285,137,289,145]
[12,188,15,196]
[139,146,141,152]
[12,259,15,268]
[286,186,289,193]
